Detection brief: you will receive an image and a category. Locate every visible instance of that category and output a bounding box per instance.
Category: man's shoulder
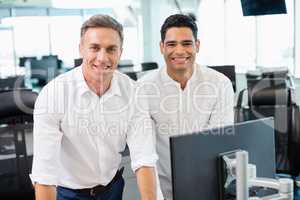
[38,67,79,95]
[138,69,161,83]
[198,65,231,84]
[114,70,136,86]
[113,70,138,96]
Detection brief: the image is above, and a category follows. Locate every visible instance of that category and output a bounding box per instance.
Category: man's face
[160,27,200,73]
[80,27,122,83]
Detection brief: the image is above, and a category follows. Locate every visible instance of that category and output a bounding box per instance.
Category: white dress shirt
[30,66,158,189]
[139,64,234,200]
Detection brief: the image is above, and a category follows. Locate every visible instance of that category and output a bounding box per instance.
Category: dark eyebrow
[181,40,193,43]
[107,45,119,49]
[88,43,119,49]
[89,43,100,47]
[165,41,177,45]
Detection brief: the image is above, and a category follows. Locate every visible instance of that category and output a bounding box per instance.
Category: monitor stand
[218,150,293,200]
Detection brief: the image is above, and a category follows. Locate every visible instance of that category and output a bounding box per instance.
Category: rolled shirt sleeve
[30,83,63,186]
[126,85,158,172]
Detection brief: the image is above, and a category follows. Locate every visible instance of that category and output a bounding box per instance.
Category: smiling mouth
[171,57,190,62]
[93,64,112,70]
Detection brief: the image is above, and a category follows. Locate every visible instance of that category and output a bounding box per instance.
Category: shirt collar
[160,63,198,86]
[74,66,122,97]
[105,72,122,97]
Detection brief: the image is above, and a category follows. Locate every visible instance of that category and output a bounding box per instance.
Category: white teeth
[93,65,110,70]
[172,57,187,62]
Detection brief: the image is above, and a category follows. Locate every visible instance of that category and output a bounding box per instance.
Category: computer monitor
[19,57,37,67]
[30,58,59,86]
[170,118,275,200]
[240,0,287,16]
[41,55,58,60]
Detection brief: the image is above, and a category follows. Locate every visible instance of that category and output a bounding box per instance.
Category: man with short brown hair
[31,14,158,200]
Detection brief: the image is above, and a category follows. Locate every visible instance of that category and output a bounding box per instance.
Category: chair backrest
[118,59,134,68]
[235,79,300,175]
[242,106,292,173]
[0,89,38,123]
[208,65,236,92]
[141,62,158,71]
[247,78,289,106]
[74,58,83,67]
[125,72,137,81]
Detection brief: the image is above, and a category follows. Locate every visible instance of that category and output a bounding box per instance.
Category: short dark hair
[80,14,124,45]
[160,14,198,42]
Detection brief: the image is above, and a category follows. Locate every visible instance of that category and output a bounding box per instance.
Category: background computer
[30,57,59,86]
[170,118,276,200]
[240,0,287,16]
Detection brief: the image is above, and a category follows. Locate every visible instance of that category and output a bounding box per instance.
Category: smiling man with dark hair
[139,14,234,200]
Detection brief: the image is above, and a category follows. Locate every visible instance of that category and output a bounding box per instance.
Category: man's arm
[34,184,56,200]
[30,83,63,199]
[135,166,156,200]
[208,78,234,127]
[126,84,158,200]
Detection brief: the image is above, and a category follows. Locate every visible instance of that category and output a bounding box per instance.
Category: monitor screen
[240,0,287,16]
[170,118,276,200]
[19,57,37,67]
[30,58,59,85]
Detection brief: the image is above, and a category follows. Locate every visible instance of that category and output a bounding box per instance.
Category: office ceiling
[0,0,51,7]
[171,0,201,13]
[0,0,134,8]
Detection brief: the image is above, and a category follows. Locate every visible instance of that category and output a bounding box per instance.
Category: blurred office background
[0,0,299,76]
[0,0,300,199]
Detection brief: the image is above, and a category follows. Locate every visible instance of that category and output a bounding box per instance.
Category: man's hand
[34,184,56,200]
[135,166,156,200]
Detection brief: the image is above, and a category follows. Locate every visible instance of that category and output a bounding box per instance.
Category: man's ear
[195,39,200,53]
[160,41,164,54]
[119,47,123,58]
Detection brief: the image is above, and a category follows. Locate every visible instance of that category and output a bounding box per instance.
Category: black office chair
[0,89,37,198]
[74,58,83,67]
[208,65,236,92]
[118,59,134,68]
[125,72,137,81]
[0,76,25,92]
[235,78,300,176]
[141,62,158,71]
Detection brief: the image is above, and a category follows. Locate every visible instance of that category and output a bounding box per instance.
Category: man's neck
[85,76,112,96]
[167,67,194,90]
[82,66,114,96]
[93,80,111,96]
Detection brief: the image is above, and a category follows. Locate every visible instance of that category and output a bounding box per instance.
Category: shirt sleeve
[30,84,63,186]
[208,77,235,128]
[126,85,158,172]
